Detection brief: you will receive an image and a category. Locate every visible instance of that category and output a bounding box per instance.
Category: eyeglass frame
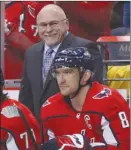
[37,18,68,29]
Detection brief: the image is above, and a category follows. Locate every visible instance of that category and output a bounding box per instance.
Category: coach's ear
[80,71,91,86]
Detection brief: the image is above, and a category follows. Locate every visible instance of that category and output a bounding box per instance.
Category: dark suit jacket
[19,33,103,119]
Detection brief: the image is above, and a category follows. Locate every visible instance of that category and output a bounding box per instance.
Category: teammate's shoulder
[1,99,21,119]
[1,98,32,117]
[1,98,20,107]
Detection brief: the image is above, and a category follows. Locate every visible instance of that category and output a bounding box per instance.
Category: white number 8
[118,112,129,128]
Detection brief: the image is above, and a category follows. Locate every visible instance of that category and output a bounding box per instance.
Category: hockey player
[41,45,130,149]
[0,68,41,150]
[0,68,91,150]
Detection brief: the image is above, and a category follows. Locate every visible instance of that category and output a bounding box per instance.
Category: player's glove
[41,134,91,150]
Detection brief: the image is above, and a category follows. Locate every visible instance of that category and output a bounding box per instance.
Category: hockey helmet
[52,47,95,73]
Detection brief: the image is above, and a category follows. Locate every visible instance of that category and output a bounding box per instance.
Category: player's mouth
[60,86,68,89]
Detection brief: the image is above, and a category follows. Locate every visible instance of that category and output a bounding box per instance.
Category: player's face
[55,67,80,96]
[37,10,69,47]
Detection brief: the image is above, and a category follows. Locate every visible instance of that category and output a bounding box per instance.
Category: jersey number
[118,111,129,128]
[20,128,36,149]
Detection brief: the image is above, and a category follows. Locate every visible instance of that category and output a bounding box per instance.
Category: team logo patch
[93,88,112,99]
[42,100,51,107]
[47,129,55,140]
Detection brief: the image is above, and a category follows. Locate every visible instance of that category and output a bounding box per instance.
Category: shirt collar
[44,43,61,54]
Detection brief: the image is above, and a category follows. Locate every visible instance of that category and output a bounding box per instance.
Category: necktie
[43,48,54,83]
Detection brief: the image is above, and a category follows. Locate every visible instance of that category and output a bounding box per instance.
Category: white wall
[3,90,19,101]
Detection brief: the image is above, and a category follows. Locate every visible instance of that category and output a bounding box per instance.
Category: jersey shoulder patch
[42,100,51,108]
[93,88,112,99]
[1,106,20,118]
[42,93,63,108]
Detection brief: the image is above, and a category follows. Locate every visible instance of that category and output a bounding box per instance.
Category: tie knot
[46,48,54,56]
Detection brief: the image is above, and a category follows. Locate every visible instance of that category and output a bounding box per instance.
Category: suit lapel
[57,33,74,53]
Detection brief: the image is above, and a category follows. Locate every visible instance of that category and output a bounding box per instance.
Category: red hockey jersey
[41,82,130,150]
[0,99,41,150]
[4,2,53,79]
[5,1,53,48]
[5,2,32,79]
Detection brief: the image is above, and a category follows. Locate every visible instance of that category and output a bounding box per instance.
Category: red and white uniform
[5,1,52,48]
[21,1,53,43]
[41,82,130,150]
[4,2,25,79]
[0,99,41,150]
[4,2,52,79]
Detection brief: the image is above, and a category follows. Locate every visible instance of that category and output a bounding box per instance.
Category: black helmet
[52,47,94,73]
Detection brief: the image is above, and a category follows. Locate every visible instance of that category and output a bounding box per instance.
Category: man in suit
[19,4,103,119]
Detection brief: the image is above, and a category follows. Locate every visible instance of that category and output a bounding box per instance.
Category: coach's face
[37,5,69,47]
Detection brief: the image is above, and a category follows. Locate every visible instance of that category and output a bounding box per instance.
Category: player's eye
[63,70,73,74]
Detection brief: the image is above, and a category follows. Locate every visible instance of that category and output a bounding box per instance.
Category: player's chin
[60,89,70,96]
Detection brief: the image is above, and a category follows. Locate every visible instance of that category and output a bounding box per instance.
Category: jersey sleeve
[40,99,57,142]
[14,101,42,144]
[1,100,41,149]
[101,90,130,149]
[5,2,24,36]
[0,114,19,150]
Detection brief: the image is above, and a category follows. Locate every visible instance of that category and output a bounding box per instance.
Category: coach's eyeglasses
[38,18,67,29]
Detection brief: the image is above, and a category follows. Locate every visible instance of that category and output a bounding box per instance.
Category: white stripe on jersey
[90,142,106,147]
[6,132,19,150]
[101,116,118,146]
